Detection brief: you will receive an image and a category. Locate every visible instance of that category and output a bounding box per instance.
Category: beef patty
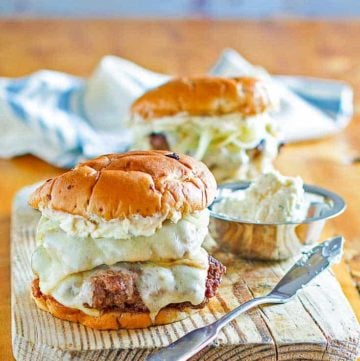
[33,256,225,313]
[88,256,226,312]
[149,132,170,150]
[87,255,225,312]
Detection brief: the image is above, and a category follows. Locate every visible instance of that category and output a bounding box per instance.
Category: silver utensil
[147,236,343,361]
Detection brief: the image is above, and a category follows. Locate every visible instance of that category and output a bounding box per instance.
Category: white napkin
[0,49,353,168]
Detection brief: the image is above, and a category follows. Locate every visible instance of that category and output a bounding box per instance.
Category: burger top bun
[29,150,217,221]
[131,76,277,121]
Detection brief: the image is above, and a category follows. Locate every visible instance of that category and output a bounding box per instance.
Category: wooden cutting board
[11,185,360,361]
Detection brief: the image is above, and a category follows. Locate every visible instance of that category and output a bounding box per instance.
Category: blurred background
[1,0,360,19]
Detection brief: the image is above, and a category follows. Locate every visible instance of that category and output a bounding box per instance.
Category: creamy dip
[214,171,308,223]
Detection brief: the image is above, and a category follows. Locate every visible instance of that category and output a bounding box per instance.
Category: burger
[29,150,225,329]
[128,76,280,182]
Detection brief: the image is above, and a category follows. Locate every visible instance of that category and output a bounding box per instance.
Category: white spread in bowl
[213,171,308,223]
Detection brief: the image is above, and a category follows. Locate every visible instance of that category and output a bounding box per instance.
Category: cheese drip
[49,248,209,318]
[32,209,210,293]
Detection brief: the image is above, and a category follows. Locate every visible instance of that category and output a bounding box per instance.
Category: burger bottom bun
[31,279,200,330]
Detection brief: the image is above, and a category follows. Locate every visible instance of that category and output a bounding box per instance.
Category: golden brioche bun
[131,76,277,120]
[29,150,217,221]
[31,279,199,330]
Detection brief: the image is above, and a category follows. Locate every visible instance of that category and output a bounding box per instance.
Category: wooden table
[1,19,360,360]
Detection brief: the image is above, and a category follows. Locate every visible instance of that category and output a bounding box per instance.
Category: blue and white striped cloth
[0,49,353,168]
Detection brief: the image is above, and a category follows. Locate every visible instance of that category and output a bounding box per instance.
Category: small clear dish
[209,182,346,260]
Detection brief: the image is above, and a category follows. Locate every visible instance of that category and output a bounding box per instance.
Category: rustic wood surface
[11,186,360,360]
[1,19,360,360]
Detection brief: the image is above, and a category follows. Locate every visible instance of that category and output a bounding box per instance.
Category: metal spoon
[147,236,343,361]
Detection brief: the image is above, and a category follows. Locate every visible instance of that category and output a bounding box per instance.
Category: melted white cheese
[49,249,209,318]
[32,209,210,293]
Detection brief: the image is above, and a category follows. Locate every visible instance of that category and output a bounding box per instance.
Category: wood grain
[11,186,360,360]
[1,19,360,360]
